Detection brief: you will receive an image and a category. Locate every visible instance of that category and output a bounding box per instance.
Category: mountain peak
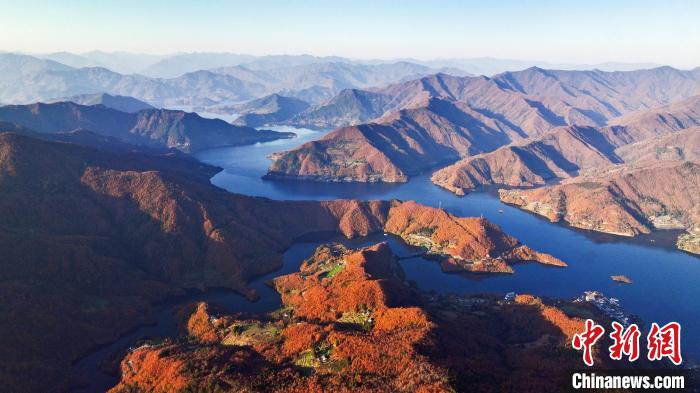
[45,92,155,113]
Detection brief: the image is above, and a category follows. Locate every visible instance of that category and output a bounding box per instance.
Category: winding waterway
[74,123,700,391]
[196,125,700,362]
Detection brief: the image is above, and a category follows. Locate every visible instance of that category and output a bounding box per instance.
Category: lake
[74,123,699,391]
[196,125,700,363]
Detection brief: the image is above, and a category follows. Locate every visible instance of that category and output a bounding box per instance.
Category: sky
[1,0,699,67]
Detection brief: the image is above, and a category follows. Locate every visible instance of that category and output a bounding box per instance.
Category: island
[611,275,633,284]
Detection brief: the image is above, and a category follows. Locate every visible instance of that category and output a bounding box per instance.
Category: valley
[0,52,698,393]
[3,2,700,392]
[194,123,700,371]
[260,68,700,255]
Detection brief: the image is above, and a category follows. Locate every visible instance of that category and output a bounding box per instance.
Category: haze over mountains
[230,94,310,127]
[44,93,154,113]
[0,51,678,110]
[0,53,470,106]
[23,50,662,77]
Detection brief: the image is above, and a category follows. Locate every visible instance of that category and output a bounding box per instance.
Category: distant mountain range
[266,66,700,182]
[28,51,665,78]
[1,51,682,108]
[34,51,168,74]
[0,101,293,152]
[0,53,472,106]
[209,61,469,104]
[397,57,663,76]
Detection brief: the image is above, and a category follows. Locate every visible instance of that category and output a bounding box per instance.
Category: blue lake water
[74,123,699,391]
[196,125,700,363]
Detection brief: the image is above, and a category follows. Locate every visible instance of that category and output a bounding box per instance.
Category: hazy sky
[1,0,699,67]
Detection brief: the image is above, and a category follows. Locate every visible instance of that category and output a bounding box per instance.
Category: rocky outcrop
[677,227,700,255]
[611,275,633,284]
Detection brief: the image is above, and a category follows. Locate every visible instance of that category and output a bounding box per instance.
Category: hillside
[267,68,700,183]
[266,95,561,182]
[0,102,293,152]
[0,131,386,392]
[44,93,155,112]
[284,89,393,129]
[615,126,700,163]
[0,131,569,392]
[108,242,634,392]
[231,94,310,127]
[431,125,623,195]
[499,161,700,253]
[432,96,700,194]
[607,94,700,141]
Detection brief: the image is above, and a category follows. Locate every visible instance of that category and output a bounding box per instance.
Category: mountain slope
[499,161,700,251]
[0,131,386,392]
[431,125,623,194]
[266,68,700,183]
[615,126,700,163]
[284,89,393,129]
[109,243,584,393]
[44,93,155,112]
[266,98,524,182]
[0,102,293,152]
[494,66,700,119]
[606,95,700,142]
[231,94,310,127]
[0,54,467,106]
[0,131,567,392]
[432,96,700,194]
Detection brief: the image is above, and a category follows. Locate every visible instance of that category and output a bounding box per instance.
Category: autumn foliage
[108,242,616,393]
